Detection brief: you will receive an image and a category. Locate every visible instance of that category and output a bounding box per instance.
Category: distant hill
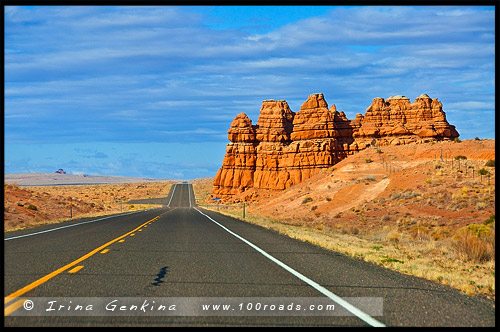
[4,173,171,186]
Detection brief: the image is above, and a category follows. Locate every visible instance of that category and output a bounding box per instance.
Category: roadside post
[212,198,221,211]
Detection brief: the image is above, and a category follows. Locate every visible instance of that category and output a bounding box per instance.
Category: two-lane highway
[4,183,495,326]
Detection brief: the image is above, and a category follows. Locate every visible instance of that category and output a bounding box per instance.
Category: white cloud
[4,6,495,176]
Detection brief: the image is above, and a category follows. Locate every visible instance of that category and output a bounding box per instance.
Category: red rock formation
[353,94,459,147]
[212,113,257,196]
[213,93,459,200]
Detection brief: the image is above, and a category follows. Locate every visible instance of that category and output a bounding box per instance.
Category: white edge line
[194,207,386,327]
[4,210,147,241]
[166,183,178,208]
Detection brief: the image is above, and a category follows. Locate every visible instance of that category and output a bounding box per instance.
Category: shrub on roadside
[386,230,402,243]
[409,226,430,240]
[451,224,495,263]
[484,160,495,167]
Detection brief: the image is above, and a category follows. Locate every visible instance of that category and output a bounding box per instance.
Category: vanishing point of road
[4,183,495,326]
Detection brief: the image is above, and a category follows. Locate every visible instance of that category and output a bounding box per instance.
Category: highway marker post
[212,198,221,211]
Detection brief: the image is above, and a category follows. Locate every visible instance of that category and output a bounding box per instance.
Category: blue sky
[4,5,495,180]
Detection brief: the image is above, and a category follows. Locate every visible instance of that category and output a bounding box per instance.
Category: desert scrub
[483,214,495,225]
[26,204,37,211]
[484,160,495,167]
[452,224,495,263]
[362,176,377,182]
[476,201,487,210]
[380,256,404,265]
[386,230,402,243]
[341,225,360,235]
[432,177,443,185]
[478,168,490,176]
[408,226,430,241]
[302,197,313,204]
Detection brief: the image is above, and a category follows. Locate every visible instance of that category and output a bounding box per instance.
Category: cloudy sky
[4,5,495,180]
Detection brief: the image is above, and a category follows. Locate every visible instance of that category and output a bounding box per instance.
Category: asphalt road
[4,183,495,327]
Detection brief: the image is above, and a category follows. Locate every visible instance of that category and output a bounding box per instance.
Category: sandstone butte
[213,93,459,200]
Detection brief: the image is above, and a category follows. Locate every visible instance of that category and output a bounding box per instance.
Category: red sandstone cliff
[213,93,459,200]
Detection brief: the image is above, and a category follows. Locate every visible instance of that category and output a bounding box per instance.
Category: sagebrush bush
[381,215,391,222]
[483,215,495,225]
[484,160,495,167]
[302,197,313,204]
[452,224,495,263]
[478,168,489,176]
[409,226,430,240]
[386,230,402,243]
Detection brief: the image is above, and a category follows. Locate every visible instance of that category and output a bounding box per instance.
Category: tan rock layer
[213,93,459,199]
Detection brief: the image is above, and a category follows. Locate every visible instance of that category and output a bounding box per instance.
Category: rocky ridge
[213,93,459,200]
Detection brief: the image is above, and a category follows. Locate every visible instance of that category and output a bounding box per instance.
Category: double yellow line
[4,211,168,316]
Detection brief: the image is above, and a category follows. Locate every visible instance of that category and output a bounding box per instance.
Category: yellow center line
[68,265,84,273]
[100,249,110,254]
[4,299,26,316]
[4,211,169,310]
